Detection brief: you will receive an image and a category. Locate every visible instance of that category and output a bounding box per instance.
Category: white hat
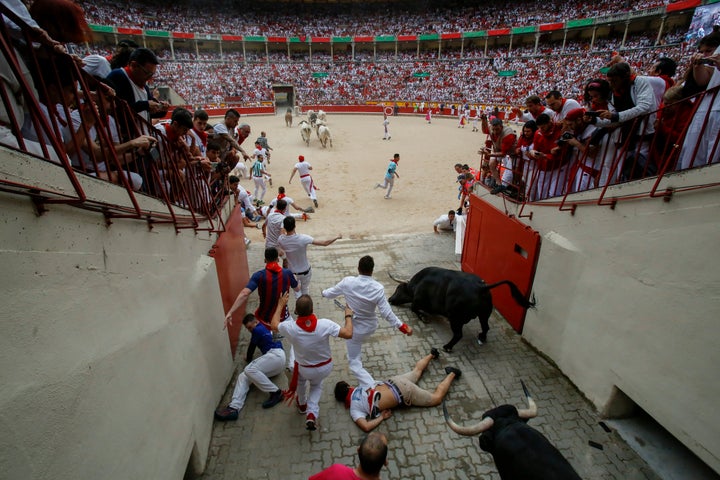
[82,54,111,79]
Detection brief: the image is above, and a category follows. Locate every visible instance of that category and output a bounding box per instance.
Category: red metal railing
[0,5,227,233]
[470,84,720,217]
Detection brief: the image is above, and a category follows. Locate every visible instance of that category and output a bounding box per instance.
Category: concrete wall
[0,181,234,478]
[480,167,720,473]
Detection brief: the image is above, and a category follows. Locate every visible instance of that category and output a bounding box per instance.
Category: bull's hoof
[442,345,453,353]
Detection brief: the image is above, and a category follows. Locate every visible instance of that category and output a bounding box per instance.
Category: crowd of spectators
[87,32,684,108]
[80,0,675,36]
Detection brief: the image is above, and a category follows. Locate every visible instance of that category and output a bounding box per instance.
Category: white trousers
[300,176,317,201]
[229,348,286,411]
[295,269,312,296]
[253,176,267,202]
[346,327,377,390]
[297,361,333,419]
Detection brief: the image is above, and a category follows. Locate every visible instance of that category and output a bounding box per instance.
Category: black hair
[535,113,552,126]
[296,294,313,316]
[264,247,279,262]
[193,109,209,121]
[654,57,677,77]
[129,48,159,66]
[283,215,296,232]
[171,108,193,129]
[545,90,562,100]
[358,255,374,275]
[334,381,350,402]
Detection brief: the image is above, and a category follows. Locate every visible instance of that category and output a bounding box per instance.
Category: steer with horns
[444,381,583,480]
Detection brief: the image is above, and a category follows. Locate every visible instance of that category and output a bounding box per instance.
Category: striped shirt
[246,266,298,324]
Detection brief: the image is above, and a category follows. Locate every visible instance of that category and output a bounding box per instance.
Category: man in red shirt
[309,432,388,480]
[480,117,517,190]
[527,113,565,200]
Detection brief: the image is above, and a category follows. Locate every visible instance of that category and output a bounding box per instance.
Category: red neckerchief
[277,193,286,200]
[265,262,282,273]
[344,387,355,409]
[161,123,179,143]
[295,314,318,333]
[192,127,208,146]
[123,65,144,88]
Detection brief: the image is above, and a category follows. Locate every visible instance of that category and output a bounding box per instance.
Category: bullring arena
[201,114,709,479]
[2,0,719,479]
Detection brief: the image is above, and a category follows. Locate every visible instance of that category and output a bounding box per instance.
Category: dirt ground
[226,111,491,241]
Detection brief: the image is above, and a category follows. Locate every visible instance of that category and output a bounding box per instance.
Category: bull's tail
[482,280,536,309]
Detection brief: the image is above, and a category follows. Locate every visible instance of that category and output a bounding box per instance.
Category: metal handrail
[0,4,228,233]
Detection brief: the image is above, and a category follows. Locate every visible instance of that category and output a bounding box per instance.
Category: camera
[212,161,231,175]
[585,111,601,118]
[148,146,160,161]
[556,132,575,145]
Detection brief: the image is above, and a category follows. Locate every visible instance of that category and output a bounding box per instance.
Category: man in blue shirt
[214,313,286,421]
[374,153,400,199]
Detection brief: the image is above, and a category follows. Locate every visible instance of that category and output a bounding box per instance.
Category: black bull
[444,382,583,480]
[388,267,535,352]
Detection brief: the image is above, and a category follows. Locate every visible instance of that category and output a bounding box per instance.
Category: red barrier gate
[461,195,541,333]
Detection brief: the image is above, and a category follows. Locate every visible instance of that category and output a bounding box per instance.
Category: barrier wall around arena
[461,195,541,333]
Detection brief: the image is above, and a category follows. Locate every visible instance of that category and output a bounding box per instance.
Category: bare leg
[428,373,456,406]
[409,354,435,381]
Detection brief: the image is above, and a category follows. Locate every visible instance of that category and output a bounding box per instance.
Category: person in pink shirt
[309,432,388,480]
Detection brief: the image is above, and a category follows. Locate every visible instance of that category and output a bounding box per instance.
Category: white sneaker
[384,195,391,199]
[244,237,251,246]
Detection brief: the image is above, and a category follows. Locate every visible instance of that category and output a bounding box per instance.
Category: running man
[289,155,318,208]
[375,153,400,199]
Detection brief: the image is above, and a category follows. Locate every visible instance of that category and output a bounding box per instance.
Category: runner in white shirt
[271,292,353,431]
[322,255,413,390]
[433,210,456,233]
[289,155,319,208]
[277,216,342,295]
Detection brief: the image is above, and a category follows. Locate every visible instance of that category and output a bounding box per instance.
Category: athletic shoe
[262,390,283,409]
[445,366,462,380]
[384,195,391,199]
[306,413,317,431]
[313,199,318,208]
[214,406,239,421]
[244,237,251,246]
[297,402,307,414]
[374,184,382,189]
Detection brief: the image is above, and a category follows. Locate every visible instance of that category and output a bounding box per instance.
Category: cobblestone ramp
[201,233,659,480]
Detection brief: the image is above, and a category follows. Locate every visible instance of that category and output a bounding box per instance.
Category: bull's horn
[517,380,538,419]
[443,401,494,436]
[387,272,409,284]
